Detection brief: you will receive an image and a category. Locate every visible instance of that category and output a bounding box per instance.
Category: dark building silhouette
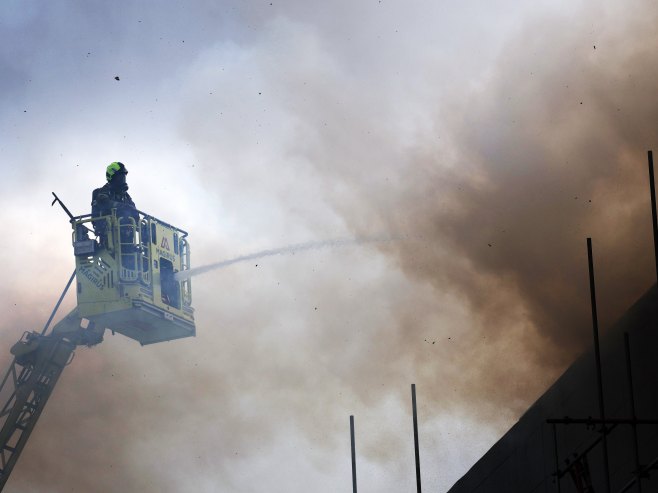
[448,285,658,492]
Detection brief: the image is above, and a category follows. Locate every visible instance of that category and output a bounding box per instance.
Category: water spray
[173,235,399,282]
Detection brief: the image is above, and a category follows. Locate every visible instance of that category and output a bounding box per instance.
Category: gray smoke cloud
[168,0,658,487]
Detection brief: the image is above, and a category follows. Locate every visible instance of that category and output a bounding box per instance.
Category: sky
[1,0,658,491]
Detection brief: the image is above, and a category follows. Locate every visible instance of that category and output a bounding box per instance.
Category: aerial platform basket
[71,209,195,345]
[0,200,198,491]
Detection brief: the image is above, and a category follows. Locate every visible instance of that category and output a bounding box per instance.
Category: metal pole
[552,423,562,493]
[624,332,642,493]
[411,384,422,493]
[587,238,611,493]
[647,151,658,288]
[350,415,357,493]
[41,270,76,336]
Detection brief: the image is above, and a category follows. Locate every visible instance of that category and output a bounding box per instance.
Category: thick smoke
[303,4,658,373]
[383,6,658,362]
[171,2,658,488]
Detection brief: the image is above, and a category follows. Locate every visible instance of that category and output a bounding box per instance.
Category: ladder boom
[0,310,103,491]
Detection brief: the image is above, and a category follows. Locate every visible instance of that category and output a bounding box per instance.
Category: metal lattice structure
[0,332,75,490]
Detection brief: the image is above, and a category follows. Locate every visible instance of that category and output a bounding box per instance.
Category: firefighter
[91,162,140,261]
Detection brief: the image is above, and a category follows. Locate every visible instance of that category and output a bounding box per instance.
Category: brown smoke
[274,2,658,424]
[326,6,658,409]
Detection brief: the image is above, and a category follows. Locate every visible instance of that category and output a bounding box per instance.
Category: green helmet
[106,161,128,182]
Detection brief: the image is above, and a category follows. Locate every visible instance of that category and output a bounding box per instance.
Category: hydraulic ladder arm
[0,309,104,491]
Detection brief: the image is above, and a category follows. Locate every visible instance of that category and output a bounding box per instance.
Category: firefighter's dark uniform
[91,163,140,269]
[91,183,139,243]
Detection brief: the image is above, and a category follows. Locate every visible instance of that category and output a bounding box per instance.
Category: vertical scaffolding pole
[411,384,422,493]
[647,151,658,287]
[624,332,643,493]
[350,415,357,493]
[552,423,562,493]
[586,238,611,493]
